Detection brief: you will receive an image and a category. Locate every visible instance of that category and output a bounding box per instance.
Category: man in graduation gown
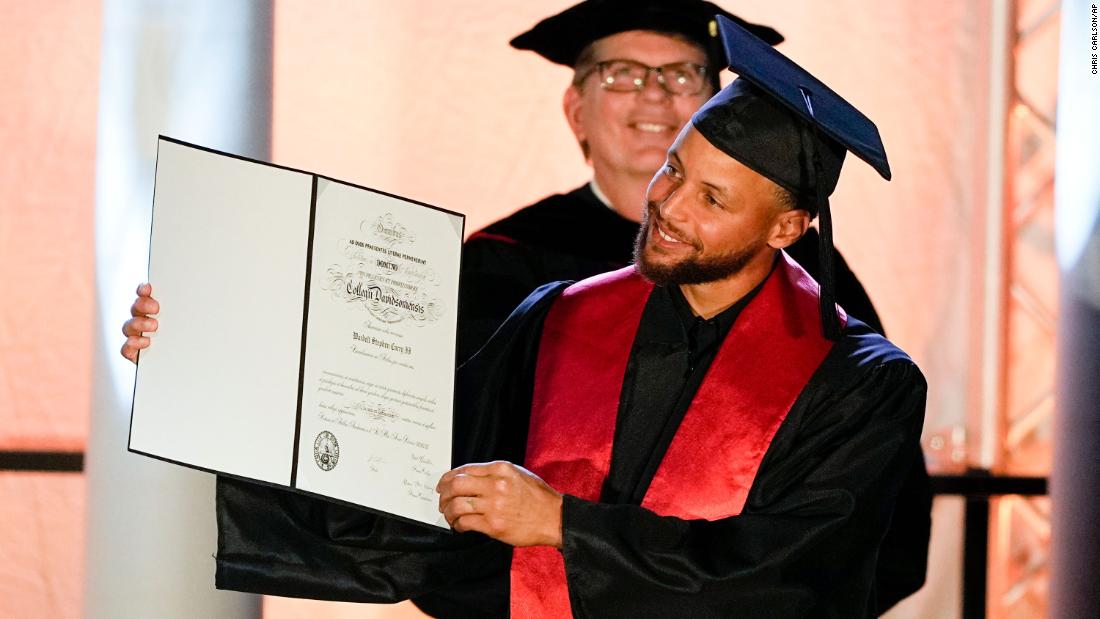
[459,0,884,365]
[122,17,929,618]
[461,1,928,612]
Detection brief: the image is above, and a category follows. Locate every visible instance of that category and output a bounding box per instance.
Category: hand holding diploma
[437,461,563,548]
[121,283,158,363]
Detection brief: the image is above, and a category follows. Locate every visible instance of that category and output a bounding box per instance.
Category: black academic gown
[216,279,928,617]
[458,185,928,613]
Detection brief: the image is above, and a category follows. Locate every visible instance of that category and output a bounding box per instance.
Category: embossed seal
[314,431,340,471]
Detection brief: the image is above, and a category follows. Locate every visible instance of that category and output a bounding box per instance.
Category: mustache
[644,201,700,250]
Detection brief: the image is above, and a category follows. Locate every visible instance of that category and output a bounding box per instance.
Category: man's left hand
[437,461,563,548]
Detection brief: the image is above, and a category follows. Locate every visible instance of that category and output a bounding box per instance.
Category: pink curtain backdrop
[0,0,98,451]
[0,0,98,616]
[0,1,1039,617]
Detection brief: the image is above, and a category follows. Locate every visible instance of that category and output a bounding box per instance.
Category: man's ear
[767,209,811,249]
[562,85,586,145]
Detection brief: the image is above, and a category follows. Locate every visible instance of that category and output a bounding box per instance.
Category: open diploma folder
[129,137,464,529]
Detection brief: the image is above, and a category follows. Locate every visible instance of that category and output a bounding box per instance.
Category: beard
[633,203,765,286]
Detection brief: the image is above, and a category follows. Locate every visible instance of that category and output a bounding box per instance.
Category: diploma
[129,137,463,528]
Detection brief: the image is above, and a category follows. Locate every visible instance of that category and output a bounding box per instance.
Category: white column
[86,1,271,617]
[1051,2,1100,616]
[975,0,1014,471]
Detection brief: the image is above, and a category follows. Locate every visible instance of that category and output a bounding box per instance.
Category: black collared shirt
[600,269,769,505]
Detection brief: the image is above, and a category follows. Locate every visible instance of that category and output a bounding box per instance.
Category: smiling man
[123,16,929,619]
[638,131,794,291]
[456,8,930,611]
[457,0,887,363]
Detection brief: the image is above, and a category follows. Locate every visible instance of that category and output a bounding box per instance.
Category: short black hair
[773,183,798,213]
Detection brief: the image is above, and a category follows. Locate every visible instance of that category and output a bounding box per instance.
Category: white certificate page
[130,139,312,486]
[294,179,462,527]
[129,137,463,529]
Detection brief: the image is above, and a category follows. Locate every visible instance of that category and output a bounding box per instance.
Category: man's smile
[651,218,694,250]
[631,121,675,134]
[656,222,684,243]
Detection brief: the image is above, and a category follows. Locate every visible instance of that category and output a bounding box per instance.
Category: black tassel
[809,131,841,340]
[797,88,841,340]
[816,197,841,340]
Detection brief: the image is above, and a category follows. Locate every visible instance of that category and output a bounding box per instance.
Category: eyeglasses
[582,59,709,96]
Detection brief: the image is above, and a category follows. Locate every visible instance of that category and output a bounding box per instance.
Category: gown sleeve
[558,354,927,618]
[874,452,931,612]
[213,282,569,616]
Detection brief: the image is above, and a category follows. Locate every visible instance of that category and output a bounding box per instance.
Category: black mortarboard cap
[691,15,892,338]
[510,0,783,75]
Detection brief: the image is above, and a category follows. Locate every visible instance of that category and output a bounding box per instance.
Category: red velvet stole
[509,254,844,618]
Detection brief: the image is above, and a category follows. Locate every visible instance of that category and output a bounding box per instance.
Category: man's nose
[638,70,672,102]
[657,183,689,221]
[647,172,676,204]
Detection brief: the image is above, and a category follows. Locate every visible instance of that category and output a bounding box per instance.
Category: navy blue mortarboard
[691,15,892,339]
[510,0,783,84]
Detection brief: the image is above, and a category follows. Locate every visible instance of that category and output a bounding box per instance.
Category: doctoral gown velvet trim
[511,254,846,617]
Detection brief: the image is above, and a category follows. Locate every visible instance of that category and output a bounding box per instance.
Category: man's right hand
[121,283,160,364]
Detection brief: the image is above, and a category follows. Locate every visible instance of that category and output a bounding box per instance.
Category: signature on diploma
[365,454,386,474]
[402,478,436,503]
